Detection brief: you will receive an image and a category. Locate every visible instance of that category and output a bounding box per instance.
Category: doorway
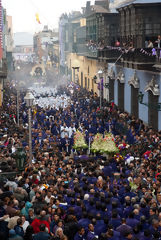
[109,79,114,102]
[148,91,158,130]
[118,81,124,111]
[131,86,139,118]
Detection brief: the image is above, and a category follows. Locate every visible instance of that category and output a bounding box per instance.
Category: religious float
[73,131,119,156]
[73,130,88,151]
[91,133,119,155]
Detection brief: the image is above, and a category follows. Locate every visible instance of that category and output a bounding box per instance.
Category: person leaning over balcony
[155,35,161,48]
[155,35,161,61]
[148,40,153,48]
[115,40,120,47]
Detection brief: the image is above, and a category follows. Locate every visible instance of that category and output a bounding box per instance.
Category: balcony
[121,48,157,64]
[85,46,98,59]
[98,47,122,62]
[0,59,7,78]
[96,46,161,70]
[121,48,161,71]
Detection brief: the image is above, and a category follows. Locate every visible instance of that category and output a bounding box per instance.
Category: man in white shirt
[60,123,69,138]
[68,123,76,138]
[45,191,54,204]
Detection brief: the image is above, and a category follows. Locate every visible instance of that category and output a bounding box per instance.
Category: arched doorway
[35,67,43,76]
[30,64,46,76]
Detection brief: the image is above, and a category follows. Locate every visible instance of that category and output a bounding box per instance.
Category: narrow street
[0,0,161,240]
[0,81,161,240]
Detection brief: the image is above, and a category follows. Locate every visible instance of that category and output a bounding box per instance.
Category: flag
[36,13,41,24]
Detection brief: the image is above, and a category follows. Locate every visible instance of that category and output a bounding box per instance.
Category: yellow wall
[80,18,86,27]
[67,53,99,94]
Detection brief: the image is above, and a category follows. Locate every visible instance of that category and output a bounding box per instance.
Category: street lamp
[24,90,35,164]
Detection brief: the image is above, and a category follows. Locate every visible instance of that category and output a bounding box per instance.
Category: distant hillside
[14,32,33,46]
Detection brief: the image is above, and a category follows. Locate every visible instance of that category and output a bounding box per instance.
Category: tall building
[0,2,8,107]
[59,14,68,74]
[13,32,34,63]
[34,25,59,66]
[6,16,14,71]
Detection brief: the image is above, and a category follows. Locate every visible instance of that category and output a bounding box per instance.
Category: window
[145,24,152,29]
[154,24,160,29]
[73,31,76,43]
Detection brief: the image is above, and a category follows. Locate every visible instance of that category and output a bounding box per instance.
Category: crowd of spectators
[0,84,161,240]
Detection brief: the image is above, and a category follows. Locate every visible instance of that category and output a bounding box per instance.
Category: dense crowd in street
[27,86,70,110]
[0,82,161,240]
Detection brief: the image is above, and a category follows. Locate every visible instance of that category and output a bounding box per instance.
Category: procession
[30,87,71,110]
[1,0,161,239]
[0,81,161,240]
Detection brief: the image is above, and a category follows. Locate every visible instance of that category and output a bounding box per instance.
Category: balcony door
[131,86,138,118]
[109,79,114,102]
[148,91,158,130]
[118,81,124,111]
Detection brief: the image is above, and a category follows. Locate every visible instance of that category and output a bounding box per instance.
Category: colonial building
[107,0,161,130]
[60,10,99,92]
[33,26,59,66]
[0,3,8,107]
[13,45,34,62]
[59,14,68,74]
[59,0,161,130]
[6,15,14,72]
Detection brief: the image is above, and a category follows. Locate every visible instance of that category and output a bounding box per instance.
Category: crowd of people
[30,87,71,110]
[0,83,161,240]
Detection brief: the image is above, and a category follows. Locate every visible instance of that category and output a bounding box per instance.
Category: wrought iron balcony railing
[85,46,98,58]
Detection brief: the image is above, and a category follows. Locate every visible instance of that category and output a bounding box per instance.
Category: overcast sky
[3,0,92,33]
